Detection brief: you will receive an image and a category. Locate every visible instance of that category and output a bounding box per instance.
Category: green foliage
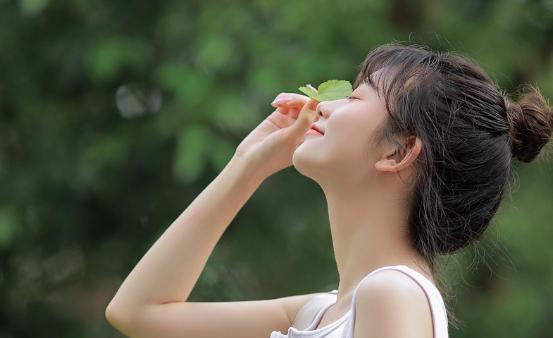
[0,1,552,338]
[0,207,18,250]
[88,37,154,83]
[173,124,212,183]
[298,80,353,101]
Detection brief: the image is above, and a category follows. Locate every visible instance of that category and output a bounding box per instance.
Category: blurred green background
[1,0,552,337]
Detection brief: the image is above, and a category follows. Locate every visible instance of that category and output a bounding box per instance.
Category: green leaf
[298,85,319,98]
[298,80,352,101]
[316,80,353,101]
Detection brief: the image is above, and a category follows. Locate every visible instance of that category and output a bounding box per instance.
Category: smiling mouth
[310,125,324,135]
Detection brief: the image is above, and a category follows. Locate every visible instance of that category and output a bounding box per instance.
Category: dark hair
[353,42,553,328]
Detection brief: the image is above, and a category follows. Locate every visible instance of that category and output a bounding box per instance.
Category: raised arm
[105,155,263,312]
[105,94,320,338]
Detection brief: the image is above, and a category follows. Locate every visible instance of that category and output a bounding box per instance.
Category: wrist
[227,155,268,185]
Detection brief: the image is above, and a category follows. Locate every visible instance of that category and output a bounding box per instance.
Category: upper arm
[106,291,326,338]
[352,270,433,338]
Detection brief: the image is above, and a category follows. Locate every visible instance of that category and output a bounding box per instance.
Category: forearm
[107,156,264,314]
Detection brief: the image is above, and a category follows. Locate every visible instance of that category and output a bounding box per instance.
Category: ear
[374,136,422,172]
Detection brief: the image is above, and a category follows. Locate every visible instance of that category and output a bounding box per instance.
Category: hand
[233,93,319,180]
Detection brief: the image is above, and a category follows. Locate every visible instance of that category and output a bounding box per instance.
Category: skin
[105,68,435,338]
[276,70,434,329]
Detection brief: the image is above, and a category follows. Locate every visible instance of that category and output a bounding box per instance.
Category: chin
[292,142,327,181]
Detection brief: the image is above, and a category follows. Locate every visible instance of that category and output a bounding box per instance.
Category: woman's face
[292,72,390,185]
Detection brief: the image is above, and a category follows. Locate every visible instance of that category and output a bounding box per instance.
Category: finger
[271,93,309,108]
[275,92,310,102]
[288,106,299,119]
[276,106,289,115]
[284,99,319,139]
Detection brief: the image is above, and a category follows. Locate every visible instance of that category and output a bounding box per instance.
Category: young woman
[105,43,553,338]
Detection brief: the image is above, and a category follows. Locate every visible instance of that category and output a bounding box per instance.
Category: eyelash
[345,96,356,100]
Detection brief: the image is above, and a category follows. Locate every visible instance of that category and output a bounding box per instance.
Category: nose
[316,102,328,119]
[316,98,344,119]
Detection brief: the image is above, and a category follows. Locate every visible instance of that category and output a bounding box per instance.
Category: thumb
[285,99,319,139]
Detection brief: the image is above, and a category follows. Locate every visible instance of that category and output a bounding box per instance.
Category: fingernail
[272,97,291,105]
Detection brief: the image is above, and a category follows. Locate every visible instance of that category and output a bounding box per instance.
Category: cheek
[326,114,372,163]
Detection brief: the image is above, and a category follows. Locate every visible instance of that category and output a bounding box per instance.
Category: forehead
[355,67,394,96]
[354,82,372,94]
[355,72,379,93]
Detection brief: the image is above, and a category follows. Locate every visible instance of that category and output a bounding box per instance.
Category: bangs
[353,43,440,116]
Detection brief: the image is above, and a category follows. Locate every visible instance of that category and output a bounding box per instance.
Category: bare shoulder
[352,269,433,338]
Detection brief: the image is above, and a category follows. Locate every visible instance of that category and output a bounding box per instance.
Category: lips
[310,124,324,135]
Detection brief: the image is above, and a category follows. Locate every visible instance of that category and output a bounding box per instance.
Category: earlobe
[374,147,402,172]
[374,158,398,172]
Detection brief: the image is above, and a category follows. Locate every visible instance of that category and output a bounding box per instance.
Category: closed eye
[345,95,358,100]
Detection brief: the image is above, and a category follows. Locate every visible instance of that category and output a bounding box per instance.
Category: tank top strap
[292,289,338,330]
[341,265,449,338]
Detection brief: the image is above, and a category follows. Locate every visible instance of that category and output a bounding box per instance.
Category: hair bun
[505,85,553,162]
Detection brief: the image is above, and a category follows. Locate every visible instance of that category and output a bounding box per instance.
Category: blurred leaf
[87,37,153,83]
[207,136,236,171]
[173,124,212,183]
[155,64,210,113]
[0,207,18,249]
[19,0,49,16]
[212,93,258,132]
[194,34,236,73]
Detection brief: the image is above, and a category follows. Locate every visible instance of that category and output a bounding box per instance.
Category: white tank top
[269,265,449,338]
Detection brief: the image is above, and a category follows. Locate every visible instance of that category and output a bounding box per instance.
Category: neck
[319,176,432,305]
